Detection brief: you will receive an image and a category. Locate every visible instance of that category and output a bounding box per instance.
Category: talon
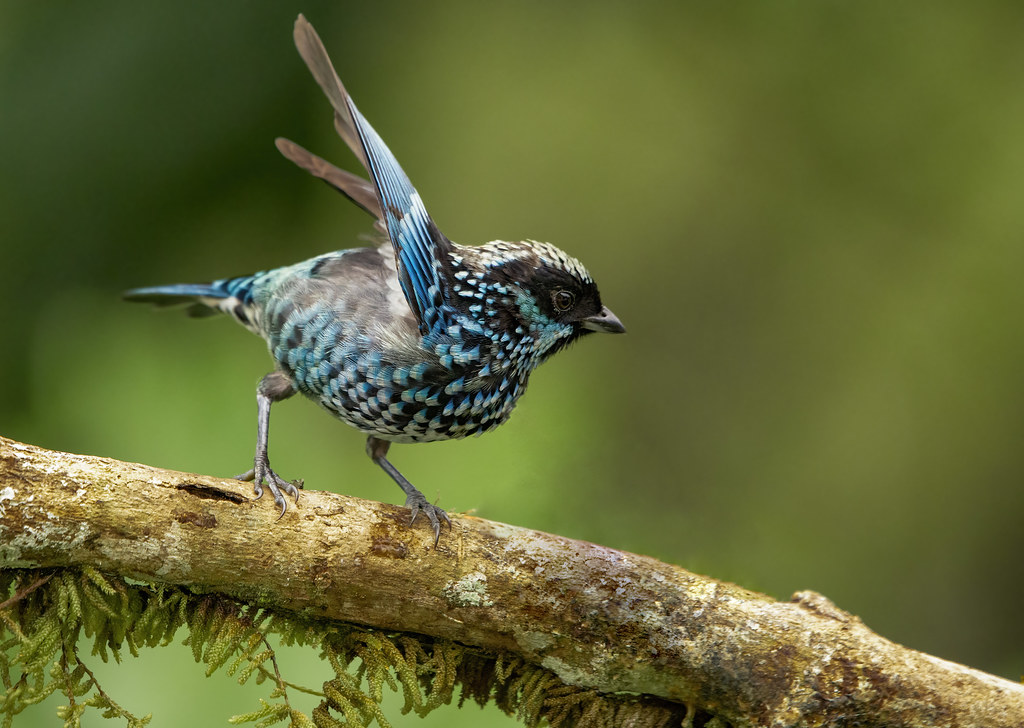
[426,506,448,547]
[246,455,301,517]
[281,479,301,501]
[370,437,449,545]
[404,493,449,545]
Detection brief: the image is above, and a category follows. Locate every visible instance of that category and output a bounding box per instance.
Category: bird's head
[451,240,624,370]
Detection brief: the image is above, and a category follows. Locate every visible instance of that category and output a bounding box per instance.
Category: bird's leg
[235,371,301,518]
[366,436,451,544]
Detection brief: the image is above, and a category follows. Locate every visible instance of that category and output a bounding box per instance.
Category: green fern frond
[0,567,694,728]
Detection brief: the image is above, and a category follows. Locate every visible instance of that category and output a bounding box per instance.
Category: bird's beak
[581,306,626,334]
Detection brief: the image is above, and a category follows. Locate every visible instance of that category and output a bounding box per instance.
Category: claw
[405,493,451,546]
[368,436,451,545]
[237,457,301,517]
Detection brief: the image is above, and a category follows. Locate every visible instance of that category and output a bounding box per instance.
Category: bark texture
[1,435,1021,727]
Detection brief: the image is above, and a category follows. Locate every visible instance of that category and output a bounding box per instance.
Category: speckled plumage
[125,15,624,541]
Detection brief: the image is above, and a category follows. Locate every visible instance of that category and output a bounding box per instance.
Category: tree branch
[1,435,1021,727]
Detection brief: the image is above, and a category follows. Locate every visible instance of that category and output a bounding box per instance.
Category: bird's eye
[551,289,575,313]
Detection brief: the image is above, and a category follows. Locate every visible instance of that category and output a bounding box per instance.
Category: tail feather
[124,275,261,326]
[123,283,222,302]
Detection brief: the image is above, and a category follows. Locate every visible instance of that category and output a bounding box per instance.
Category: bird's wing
[290,14,455,337]
[275,137,383,226]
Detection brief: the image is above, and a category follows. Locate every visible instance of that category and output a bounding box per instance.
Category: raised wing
[275,137,382,224]
[289,14,455,336]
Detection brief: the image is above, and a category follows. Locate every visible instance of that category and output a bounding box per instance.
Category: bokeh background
[4,1,1024,725]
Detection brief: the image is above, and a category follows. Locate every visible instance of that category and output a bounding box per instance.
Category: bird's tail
[123,275,260,328]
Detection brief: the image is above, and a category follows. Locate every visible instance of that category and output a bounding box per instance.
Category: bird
[124,14,625,543]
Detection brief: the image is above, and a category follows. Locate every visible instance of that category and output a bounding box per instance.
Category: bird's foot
[235,460,302,519]
[405,492,451,546]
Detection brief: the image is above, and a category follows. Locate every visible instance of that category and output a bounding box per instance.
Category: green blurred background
[3,1,1023,725]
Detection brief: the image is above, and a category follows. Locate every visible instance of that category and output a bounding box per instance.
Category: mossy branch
[1,435,1022,728]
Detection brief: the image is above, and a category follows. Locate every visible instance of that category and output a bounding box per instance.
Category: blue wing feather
[346,100,453,336]
[291,14,453,337]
